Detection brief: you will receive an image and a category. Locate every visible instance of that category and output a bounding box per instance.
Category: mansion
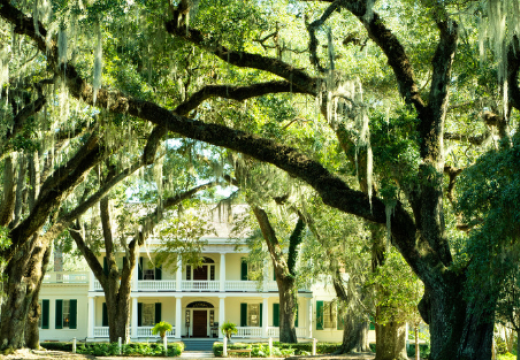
[39,205,347,343]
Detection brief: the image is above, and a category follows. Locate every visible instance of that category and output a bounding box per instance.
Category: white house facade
[38,206,348,343]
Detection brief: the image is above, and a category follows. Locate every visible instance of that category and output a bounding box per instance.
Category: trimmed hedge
[213,342,340,357]
[40,341,184,357]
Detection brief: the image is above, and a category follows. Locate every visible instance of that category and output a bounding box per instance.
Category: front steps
[183,338,219,352]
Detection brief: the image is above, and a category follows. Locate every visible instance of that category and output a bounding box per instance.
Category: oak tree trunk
[374,311,408,360]
[24,245,52,349]
[277,274,298,344]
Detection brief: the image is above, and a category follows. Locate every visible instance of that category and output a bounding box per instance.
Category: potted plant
[221,321,238,341]
[151,321,173,353]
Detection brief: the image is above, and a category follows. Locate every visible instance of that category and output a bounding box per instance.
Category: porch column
[220,253,226,292]
[176,254,182,292]
[88,297,95,338]
[308,298,313,338]
[175,297,182,339]
[219,297,225,337]
[132,251,139,291]
[89,270,95,291]
[262,297,269,338]
[131,297,138,339]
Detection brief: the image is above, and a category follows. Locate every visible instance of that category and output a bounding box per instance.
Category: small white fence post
[269,337,273,358]
[312,338,317,356]
[72,337,76,353]
[223,336,228,357]
[163,336,168,354]
[118,337,122,355]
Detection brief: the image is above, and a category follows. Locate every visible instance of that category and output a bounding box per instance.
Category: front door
[193,266,208,280]
[192,310,208,337]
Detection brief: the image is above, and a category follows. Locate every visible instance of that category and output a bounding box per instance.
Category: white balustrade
[43,272,88,284]
[235,327,263,338]
[138,280,176,291]
[266,281,278,291]
[225,281,260,291]
[94,327,109,337]
[182,280,220,291]
[267,327,279,337]
[93,279,103,291]
[137,326,175,337]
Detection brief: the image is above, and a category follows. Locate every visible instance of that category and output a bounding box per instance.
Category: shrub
[213,342,341,357]
[42,341,184,357]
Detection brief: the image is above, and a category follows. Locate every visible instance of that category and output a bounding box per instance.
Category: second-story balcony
[92,279,309,292]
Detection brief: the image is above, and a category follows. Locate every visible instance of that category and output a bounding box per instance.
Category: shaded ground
[0,349,380,360]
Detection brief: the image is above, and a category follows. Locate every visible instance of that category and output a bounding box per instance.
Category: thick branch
[69,228,107,288]
[340,0,425,112]
[164,18,316,94]
[174,81,306,116]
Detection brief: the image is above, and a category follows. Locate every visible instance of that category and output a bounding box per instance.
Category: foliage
[40,341,184,356]
[212,342,342,357]
[151,321,173,338]
[221,321,238,339]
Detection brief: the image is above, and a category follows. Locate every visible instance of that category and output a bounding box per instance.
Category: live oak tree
[3,1,520,359]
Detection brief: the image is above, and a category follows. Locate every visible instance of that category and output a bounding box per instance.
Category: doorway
[193,266,208,280]
[192,310,208,337]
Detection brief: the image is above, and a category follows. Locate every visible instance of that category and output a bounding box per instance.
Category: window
[144,269,155,280]
[248,304,260,327]
[316,300,337,330]
[240,303,263,327]
[55,299,77,329]
[143,304,155,326]
[323,301,337,329]
[38,300,42,328]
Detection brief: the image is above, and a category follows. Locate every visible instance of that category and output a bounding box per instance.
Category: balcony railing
[90,279,310,292]
[93,326,175,338]
[268,327,309,338]
[225,281,260,291]
[182,280,220,291]
[235,327,263,338]
[137,326,175,337]
[138,280,176,291]
[43,272,88,284]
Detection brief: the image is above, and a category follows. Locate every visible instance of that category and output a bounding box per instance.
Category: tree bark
[374,313,408,360]
[252,207,302,344]
[24,245,52,349]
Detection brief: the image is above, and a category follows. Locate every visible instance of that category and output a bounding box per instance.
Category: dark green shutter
[69,300,77,329]
[155,303,162,323]
[369,315,375,330]
[155,265,162,280]
[103,256,108,276]
[138,303,142,326]
[186,265,191,280]
[41,300,50,329]
[316,301,324,330]
[260,303,263,327]
[240,303,247,326]
[273,304,279,327]
[138,257,143,280]
[123,256,126,270]
[102,303,108,326]
[295,303,298,327]
[241,259,248,280]
[273,270,276,281]
[55,300,63,329]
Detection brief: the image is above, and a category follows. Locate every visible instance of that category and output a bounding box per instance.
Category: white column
[175,297,182,339]
[88,297,95,338]
[131,297,138,339]
[176,255,182,292]
[89,270,95,291]
[220,253,226,292]
[262,297,269,338]
[308,298,313,339]
[219,297,225,338]
[132,251,139,291]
